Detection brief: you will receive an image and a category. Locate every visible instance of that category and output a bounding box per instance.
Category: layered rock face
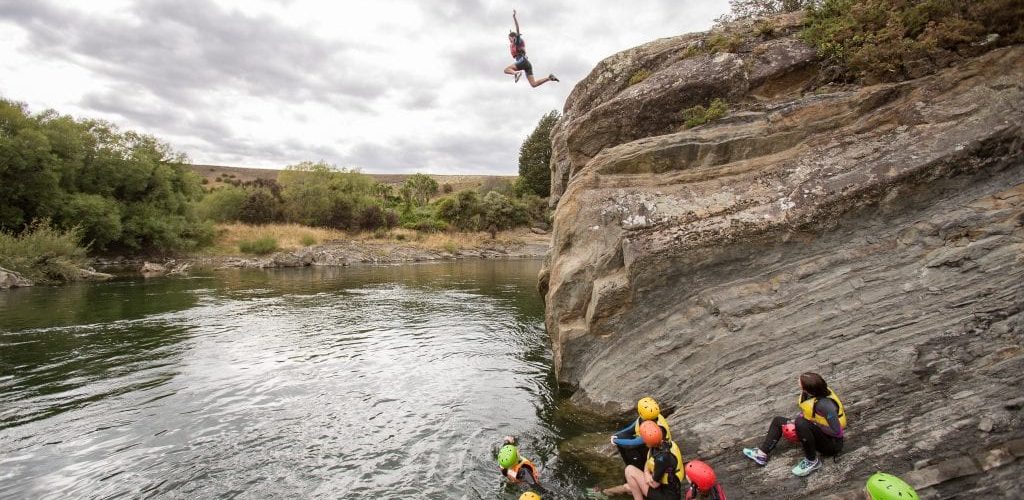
[542,15,1024,497]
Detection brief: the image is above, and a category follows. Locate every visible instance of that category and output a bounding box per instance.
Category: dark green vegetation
[0,221,88,284]
[2,99,557,283]
[681,98,728,128]
[199,161,549,235]
[0,99,213,254]
[237,236,279,255]
[802,0,1024,82]
[718,0,1024,83]
[516,110,558,198]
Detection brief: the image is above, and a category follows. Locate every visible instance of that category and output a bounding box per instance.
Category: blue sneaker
[742,447,768,466]
[792,458,821,477]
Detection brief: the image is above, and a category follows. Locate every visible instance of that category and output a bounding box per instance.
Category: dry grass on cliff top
[200,223,538,256]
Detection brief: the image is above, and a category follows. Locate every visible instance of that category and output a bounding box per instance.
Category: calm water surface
[0,260,592,499]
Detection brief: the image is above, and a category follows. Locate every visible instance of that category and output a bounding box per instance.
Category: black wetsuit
[646,442,682,500]
[760,395,844,461]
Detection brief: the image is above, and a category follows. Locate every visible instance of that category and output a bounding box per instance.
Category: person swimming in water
[503,10,559,87]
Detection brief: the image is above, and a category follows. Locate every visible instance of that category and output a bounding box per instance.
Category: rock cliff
[542,14,1024,498]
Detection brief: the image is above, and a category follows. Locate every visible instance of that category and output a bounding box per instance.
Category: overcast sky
[0,0,728,174]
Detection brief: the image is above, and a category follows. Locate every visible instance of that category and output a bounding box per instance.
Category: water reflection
[0,260,591,499]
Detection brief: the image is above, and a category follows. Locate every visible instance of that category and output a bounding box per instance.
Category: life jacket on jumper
[509,34,526,59]
[634,415,673,441]
[646,440,685,486]
[798,388,847,431]
[507,458,539,484]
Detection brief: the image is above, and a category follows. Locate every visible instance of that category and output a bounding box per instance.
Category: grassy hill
[190,164,517,192]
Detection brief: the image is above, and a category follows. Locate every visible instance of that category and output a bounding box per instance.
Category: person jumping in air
[504,9,559,87]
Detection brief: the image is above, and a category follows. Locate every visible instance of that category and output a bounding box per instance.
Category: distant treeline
[0,99,556,267]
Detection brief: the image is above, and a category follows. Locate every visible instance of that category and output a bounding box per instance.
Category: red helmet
[639,420,663,447]
[782,422,798,443]
[685,460,717,492]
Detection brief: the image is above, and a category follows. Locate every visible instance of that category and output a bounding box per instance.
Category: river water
[0,260,594,499]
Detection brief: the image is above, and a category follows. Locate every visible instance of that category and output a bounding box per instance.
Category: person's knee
[794,417,815,438]
[770,416,789,427]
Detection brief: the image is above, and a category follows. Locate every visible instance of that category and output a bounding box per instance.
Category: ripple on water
[0,261,589,499]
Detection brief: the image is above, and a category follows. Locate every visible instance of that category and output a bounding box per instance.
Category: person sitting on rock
[604,421,684,500]
[498,436,541,487]
[742,372,846,477]
[610,397,673,470]
[684,460,727,500]
[503,10,559,87]
[863,472,918,500]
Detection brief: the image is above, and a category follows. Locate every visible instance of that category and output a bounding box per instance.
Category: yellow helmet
[520,492,542,500]
[637,397,660,420]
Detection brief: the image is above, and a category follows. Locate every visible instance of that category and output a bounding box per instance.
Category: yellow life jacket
[634,415,673,441]
[798,388,847,430]
[645,440,684,485]
[508,458,539,484]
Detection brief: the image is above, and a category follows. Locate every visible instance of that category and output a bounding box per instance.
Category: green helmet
[866,472,919,500]
[498,444,519,468]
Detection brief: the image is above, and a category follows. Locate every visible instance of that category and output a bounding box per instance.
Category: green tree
[196,185,247,222]
[402,173,439,206]
[278,161,373,227]
[517,110,558,198]
[61,193,123,250]
[0,99,211,253]
[238,189,280,225]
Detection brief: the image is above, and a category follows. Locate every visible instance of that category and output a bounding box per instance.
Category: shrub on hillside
[197,186,247,222]
[481,191,529,233]
[628,69,651,86]
[436,190,482,231]
[278,161,374,227]
[238,236,278,255]
[681,98,728,128]
[61,193,123,251]
[356,205,389,231]
[802,0,1024,83]
[0,221,88,283]
[238,189,281,225]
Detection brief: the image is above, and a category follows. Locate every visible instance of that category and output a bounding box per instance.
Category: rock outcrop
[543,15,1024,498]
[0,267,32,289]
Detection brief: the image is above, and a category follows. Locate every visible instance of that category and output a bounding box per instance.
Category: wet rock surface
[543,17,1024,499]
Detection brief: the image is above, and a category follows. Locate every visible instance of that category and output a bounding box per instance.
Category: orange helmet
[639,420,663,447]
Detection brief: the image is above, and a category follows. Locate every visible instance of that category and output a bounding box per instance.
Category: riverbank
[95,227,551,276]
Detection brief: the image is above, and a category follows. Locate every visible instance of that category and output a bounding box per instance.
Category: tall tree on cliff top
[517,110,559,198]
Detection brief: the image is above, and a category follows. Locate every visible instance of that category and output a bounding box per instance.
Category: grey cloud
[1,0,387,109]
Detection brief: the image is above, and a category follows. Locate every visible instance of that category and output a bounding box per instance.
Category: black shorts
[646,485,681,500]
[514,57,533,76]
